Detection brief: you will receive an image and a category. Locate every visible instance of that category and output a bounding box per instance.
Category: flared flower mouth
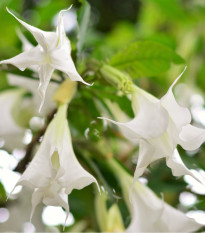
[12,103,98,224]
[100,68,205,187]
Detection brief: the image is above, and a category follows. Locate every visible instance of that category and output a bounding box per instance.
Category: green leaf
[0,182,7,205]
[109,40,185,78]
[0,71,9,91]
[77,0,91,56]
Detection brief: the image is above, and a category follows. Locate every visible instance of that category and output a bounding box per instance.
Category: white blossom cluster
[0,7,205,232]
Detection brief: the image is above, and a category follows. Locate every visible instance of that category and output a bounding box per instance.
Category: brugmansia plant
[0,1,205,232]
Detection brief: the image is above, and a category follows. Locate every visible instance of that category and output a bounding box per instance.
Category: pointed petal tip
[65,5,73,12]
[98,116,110,120]
[6,7,15,17]
[63,212,69,231]
[37,86,46,112]
[170,65,187,89]
[0,60,7,65]
[88,81,94,86]
[6,182,19,201]
[97,116,121,126]
[97,116,115,124]
[82,80,94,86]
[60,5,72,14]
[38,101,44,113]
[29,210,34,224]
[38,101,43,113]
[95,181,101,194]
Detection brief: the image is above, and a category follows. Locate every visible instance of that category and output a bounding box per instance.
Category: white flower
[7,73,58,116]
[127,179,202,232]
[13,103,98,224]
[6,30,59,115]
[0,7,89,111]
[0,89,26,150]
[109,158,203,232]
[100,68,205,185]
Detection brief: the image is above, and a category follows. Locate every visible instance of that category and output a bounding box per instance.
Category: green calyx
[100,64,135,94]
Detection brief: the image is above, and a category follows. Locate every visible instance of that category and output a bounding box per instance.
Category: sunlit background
[0,0,205,232]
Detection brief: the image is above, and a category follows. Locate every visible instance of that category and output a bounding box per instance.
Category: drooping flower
[12,103,98,223]
[100,68,205,185]
[108,158,203,232]
[0,7,89,111]
[0,89,27,150]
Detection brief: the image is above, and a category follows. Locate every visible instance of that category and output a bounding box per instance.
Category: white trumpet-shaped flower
[100,68,205,185]
[127,176,203,232]
[0,7,89,111]
[0,89,26,150]
[109,158,203,232]
[13,103,98,223]
[128,182,202,232]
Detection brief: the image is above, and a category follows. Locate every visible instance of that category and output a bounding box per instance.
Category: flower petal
[30,184,69,227]
[166,149,193,177]
[179,124,205,151]
[52,104,99,193]
[38,64,54,112]
[50,44,90,85]
[7,73,57,115]
[56,7,72,47]
[0,89,25,135]
[166,149,205,185]
[160,200,203,232]
[49,7,90,85]
[109,159,202,232]
[15,103,99,207]
[16,30,40,72]
[30,189,44,221]
[133,136,173,180]
[0,46,44,71]
[161,67,191,132]
[42,183,69,214]
[16,114,57,189]
[126,179,202,232]
[6,8,57,52]
[133,141,154,179]
[100,93,169,140]
[17,29,34,51]
[0,89,25,151]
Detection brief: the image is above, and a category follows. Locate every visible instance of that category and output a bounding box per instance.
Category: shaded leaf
[0,182,7,205]
[109,40,185,78]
